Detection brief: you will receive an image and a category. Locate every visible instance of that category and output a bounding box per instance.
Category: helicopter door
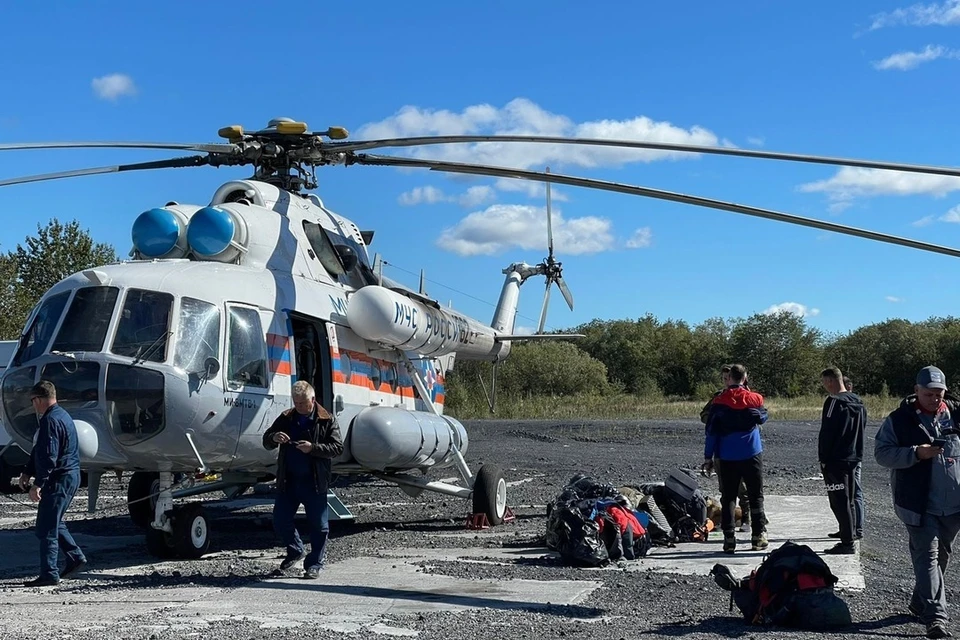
[289,314,333,414]
[223,304,274,468]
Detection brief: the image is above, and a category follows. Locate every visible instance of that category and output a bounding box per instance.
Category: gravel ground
[0,418,939,639]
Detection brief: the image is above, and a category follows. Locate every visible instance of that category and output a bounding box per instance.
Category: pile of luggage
[544,469,713,567]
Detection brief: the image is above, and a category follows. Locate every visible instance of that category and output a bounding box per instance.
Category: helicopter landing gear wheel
[472,464,507,526]
[128,471,160,529]
[173,504,210,559]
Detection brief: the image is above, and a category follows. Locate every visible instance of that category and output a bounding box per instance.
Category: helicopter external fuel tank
[348,406,469,472]
[346,285,498,358]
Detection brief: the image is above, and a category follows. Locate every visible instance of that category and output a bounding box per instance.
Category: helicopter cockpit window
[226,306,267,389]
[14,291,70,365]
[111,289,173,363]
[106,363,165,446]
[41,361,100,408]
[302,221,345,278]
[51,286,119,353]
[2,365,37,440]
[173,297,221,375]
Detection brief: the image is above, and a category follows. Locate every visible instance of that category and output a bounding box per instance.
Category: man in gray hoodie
[875,365,960,640]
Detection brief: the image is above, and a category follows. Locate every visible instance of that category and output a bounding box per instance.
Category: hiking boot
[302,566,322,580]
[829,531,863,540]
[22,576,59,587]
[751,533,769,551]
[723,533,736,554]
[824,542,856,555]
[927,622,952,639]
[279,550,305,572]
[61,557,88,579]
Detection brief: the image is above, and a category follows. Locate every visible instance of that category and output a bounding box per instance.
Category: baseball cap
[917,365,947,390]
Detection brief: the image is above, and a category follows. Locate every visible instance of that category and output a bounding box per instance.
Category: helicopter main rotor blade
[351,154,960,260]
[537,280,553,334]
[0,155,213,188]
[556,276,575,311]
[0,141,239,154]
[334,135,960,178]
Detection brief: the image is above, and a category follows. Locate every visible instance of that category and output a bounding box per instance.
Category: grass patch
[448,393,901,422]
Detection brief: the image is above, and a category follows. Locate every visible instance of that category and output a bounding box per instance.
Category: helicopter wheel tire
[472,464,507,526]
[128,472,160,529]
[172,504,210,559]
[145,526,178,559]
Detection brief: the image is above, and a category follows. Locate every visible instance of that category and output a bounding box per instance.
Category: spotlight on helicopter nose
[186,205,249,263]
[132,207,190,259]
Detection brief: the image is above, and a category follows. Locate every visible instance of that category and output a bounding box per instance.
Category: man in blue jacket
[18,380,86,587]
[701,364,769,554]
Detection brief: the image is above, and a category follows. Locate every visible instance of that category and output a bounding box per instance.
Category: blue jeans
[35,471,84,581]
[272,478,329,571]
[853,461,864,537]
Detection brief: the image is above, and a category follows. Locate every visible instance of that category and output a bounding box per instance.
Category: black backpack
[711,541,851,629]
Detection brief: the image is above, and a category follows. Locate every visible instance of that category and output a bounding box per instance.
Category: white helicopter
[1,118,958,559]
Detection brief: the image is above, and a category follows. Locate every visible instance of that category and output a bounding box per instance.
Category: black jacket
[263,405,343,494]
[818,392,867,464]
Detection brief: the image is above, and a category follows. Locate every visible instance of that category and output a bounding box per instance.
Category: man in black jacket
[818,367,866,555]
[263,381,343,579]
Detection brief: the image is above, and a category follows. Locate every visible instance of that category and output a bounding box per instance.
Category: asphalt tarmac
[0,418,939,639]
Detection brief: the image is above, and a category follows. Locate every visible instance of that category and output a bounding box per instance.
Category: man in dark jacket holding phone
[876,365,960,639]
[819,367,867,555]
[263,380,343,579]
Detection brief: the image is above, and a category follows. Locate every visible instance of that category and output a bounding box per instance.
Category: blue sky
[1,1,959,338]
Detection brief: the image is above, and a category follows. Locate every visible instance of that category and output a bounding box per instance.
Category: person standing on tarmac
[839,375,865,541]
[701,364,769,554]
[818,367,866,555]
[700,365,752,532]
[18,380,87,587]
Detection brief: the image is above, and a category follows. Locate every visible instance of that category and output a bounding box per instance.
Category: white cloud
[436,204,614,256]
[91,73,136,101]
[625,227,653,248]
[358,98,721,172]
[494,178,569,202]
[940,205,960,222]
[397,184,497,208]
[747,136,765,147]
[512,325,536,336]
[873,45,959,70]
[913,214,936,226]
[763,302,820,317]
[869,1,960,30]
[827,201,853,214]
[799,167,960,204]
[458,185,496,208]
[398,186,449,206]
[886,295,905,302]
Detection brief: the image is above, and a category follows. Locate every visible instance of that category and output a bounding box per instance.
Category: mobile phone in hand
[933,438,947,448]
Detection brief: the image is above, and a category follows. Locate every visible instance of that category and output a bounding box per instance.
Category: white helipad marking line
[624,494,865,591]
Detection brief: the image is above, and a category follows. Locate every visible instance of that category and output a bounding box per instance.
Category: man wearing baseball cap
[876,365,960,639]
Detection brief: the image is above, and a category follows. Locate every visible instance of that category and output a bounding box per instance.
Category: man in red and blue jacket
[702,363,769,554]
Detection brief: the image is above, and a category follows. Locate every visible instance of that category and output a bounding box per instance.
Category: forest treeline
[444,311,960,415]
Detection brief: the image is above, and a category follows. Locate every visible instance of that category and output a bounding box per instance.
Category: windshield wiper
[132,331,172,366]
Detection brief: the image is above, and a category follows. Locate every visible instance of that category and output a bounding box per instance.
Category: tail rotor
[536,167,575,334]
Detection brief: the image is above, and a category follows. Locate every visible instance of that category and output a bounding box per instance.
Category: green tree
[729,311,823,397]
[497,341,610,397]
[0,219,117,339]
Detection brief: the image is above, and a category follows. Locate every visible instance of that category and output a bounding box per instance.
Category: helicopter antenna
[536,167,575,334]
